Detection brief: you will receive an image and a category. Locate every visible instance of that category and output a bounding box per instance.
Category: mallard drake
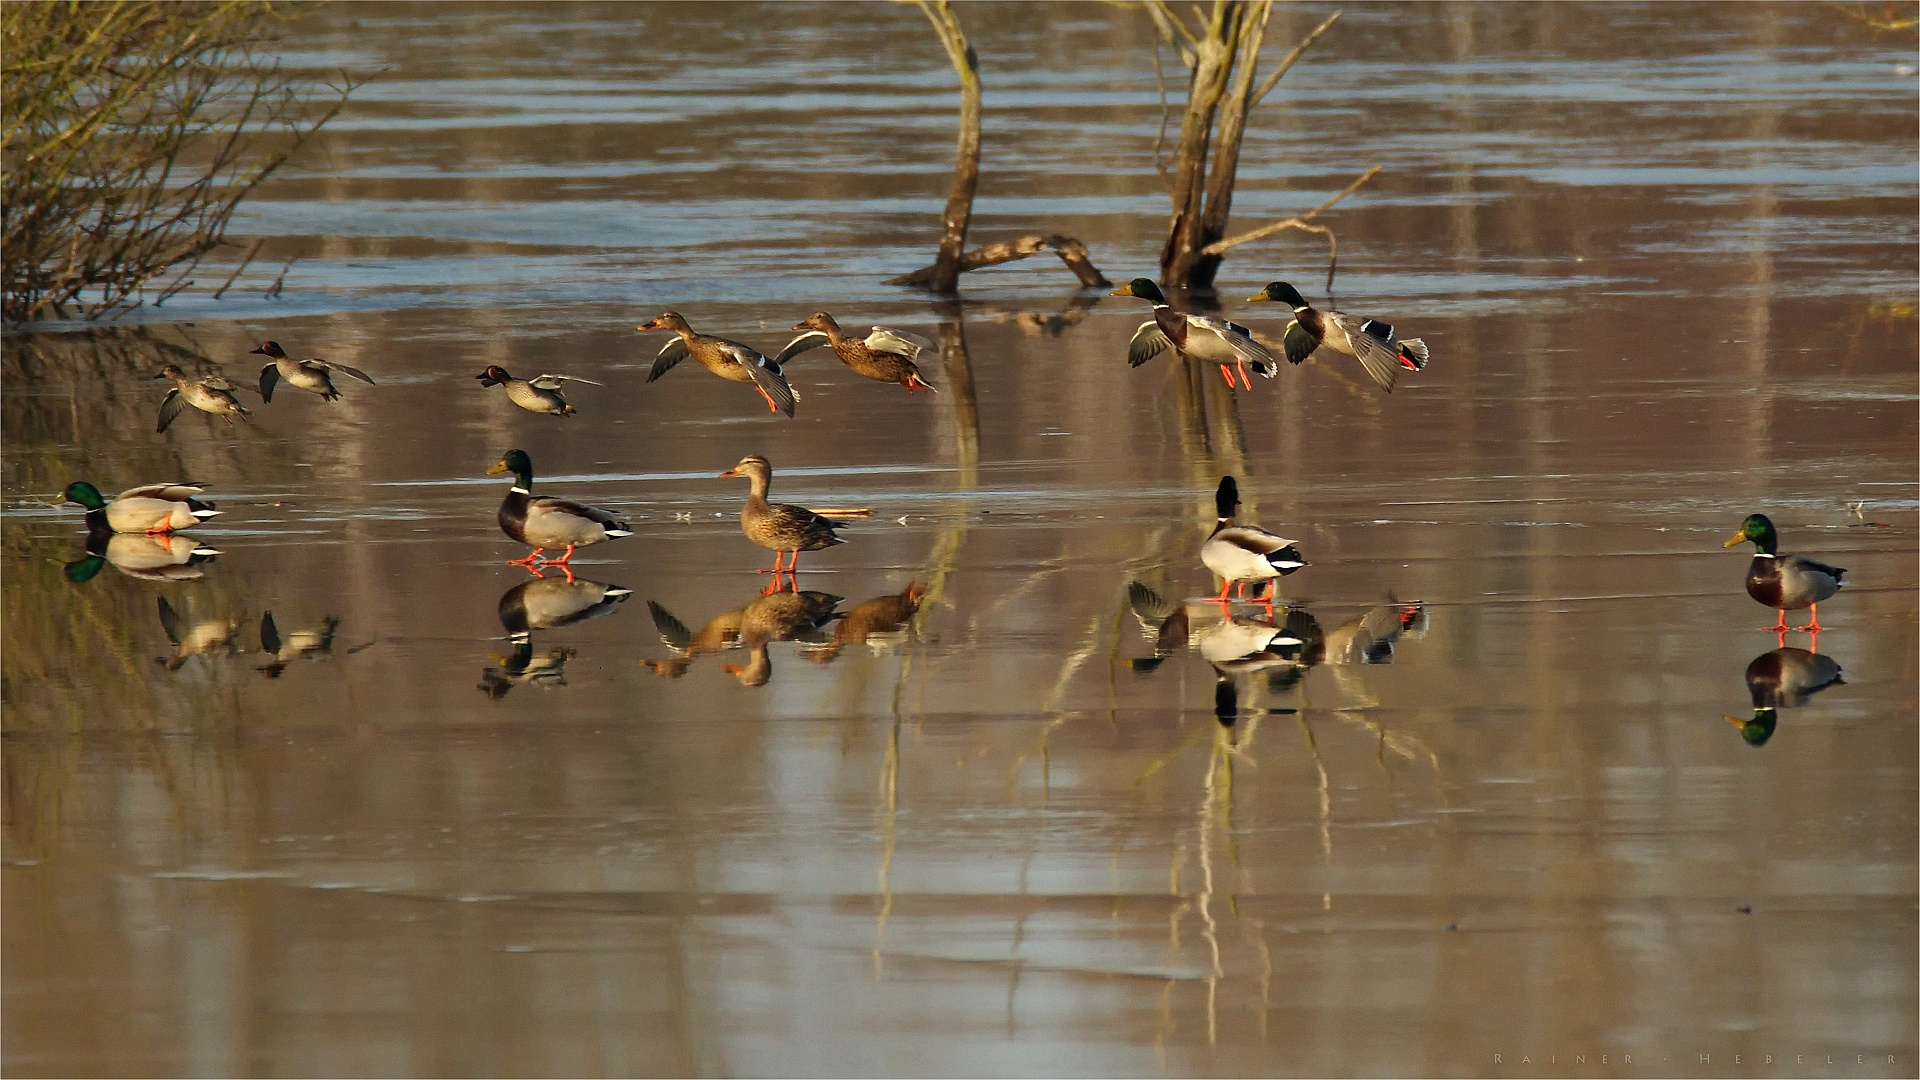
[1723,514,1845,632]
[156,364,253,431]
[1245,281,1429,392]
[252,341,374,403]
[774,312,935,393]
[475,365,599,417]
[641,599,747,678]
[719,454,847,582]
[1123,580,1304,676]
[639,311,799,417]
[64,533,221,584]
[479,641,575,698]
[156,597,243,672]
[55,481,219,534]
[256,611,340,678]
[1111,278,1276,390]
[1725,645,1845,746]
[496,571,631,638]
[486,448,631,565]
[1200,476,1307,606]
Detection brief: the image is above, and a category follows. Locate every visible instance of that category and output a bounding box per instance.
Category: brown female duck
[719,454,847,583]
[252,340,374,402]
[638,311,798,417]
[156,364,253,431]
[774,312,935,393]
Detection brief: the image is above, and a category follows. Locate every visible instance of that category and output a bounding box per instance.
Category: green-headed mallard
[55,480,219,534]
[475,365,600,417]
[486,448,631,565]
[1111,278,1275,390]
[774,312,935,393]
[1723,513,1846,632]
[1245,281,1429,392]
[496,571,631,638]
[639,311,799,417]
[1200,476,1307,606]
[253,341,375,403]
[156,364,253,432]
[719,454,847,582]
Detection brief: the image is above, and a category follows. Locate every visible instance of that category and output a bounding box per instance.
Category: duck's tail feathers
[191,509,221,519]
[603,587,634,600]
[1267,545,1309,574]
[1397,338,1429,371]
[605,527,634,538]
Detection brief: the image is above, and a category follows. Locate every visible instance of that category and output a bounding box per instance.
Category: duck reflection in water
[479,641,576,698]
[643,584,843,685]
[256,612,341,678]
[1124,582,1305,726]
[65,532,221,583]
[155,596,244,672]
[803,582,925,664]
[1726,646,1845,747]
[496,567,630,639]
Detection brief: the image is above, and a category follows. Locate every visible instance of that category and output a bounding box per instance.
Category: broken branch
[887,233,1111,289]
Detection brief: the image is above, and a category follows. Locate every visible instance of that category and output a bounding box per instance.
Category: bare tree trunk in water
[1145,2,1369,292]
[917,1,980,295]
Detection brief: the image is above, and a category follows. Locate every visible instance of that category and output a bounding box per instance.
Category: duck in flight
[1110,278,1275,390]
[1245,281,1428,392]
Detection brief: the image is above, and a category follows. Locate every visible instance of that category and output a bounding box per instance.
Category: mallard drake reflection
[1245,281,1429,392]
[55,481,219,534]
[1726,645,1844,746]
[65,532,221,583]
[639,311,799,417]
[719,454,848,585]
[488,449,631,566]
[1111,278,1275,390]
[1723,513,1846,632]
[1201,476,1307,607]
[253,341,374,403]
[774,312,935,393]
[156,365,254,432]
[475,365,600,417]
[497,569,631,639]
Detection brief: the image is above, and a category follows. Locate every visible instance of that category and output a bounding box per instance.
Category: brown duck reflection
[643,585,843,685]
[155,596,244,672]
[65,531,221,583]
[256,612,341,678]
[803,582,925,664]
[478,640,576,699]
[1726,646,1846,747]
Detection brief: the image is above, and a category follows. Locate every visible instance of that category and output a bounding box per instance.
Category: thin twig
[1150,37,1174,192]
[264,255,295,299]
[1199,164,1379,255]
[1250,11,1340,107]
[211,237,263,299]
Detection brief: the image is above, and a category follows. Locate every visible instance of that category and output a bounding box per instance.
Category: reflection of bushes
[1,1,353,322]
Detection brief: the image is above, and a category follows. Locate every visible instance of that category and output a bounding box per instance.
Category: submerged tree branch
[1250,11,1340,108]
[887,234,1111,289]
[1198,164,1380,292]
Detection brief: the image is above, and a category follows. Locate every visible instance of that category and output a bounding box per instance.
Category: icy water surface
[3,2,1916,1076]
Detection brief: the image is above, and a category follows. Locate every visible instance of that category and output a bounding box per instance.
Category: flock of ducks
[51,279,1855,723]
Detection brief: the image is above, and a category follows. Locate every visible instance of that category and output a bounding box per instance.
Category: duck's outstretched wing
[1127,321,1173,368]
[157,388,187,433]
[647,601,694,652]
[117,483,208,502]
[773,331,832,366]
[1282,319,1319,366]
[529,373,602,389]
[258,364,280,403]
[158,596,186,646]
[260,611,284,656]
[647,339,690,383]
[1325,311,1405,392]
[315,359,376,384]
[866,327,931,358]
[1189,316,1276,376]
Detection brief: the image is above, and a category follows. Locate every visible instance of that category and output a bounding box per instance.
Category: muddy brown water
[3,3,1916,1076]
